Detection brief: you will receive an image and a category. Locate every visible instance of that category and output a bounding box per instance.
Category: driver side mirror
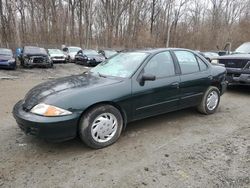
[139,74,156,86]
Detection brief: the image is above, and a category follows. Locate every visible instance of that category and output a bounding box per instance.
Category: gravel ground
[0,64,249,188]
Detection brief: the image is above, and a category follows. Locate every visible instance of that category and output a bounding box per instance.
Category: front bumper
[226,68,250,85]
[13,100,80,142]
[0,61,16,69]
[24,61,52,67]
[51,58,66,63]
[226,74,250,85]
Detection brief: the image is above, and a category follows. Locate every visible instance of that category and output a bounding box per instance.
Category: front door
[131,51,180,120]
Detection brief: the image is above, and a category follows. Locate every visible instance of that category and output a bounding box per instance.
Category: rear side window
[197,57,208,71]
[144,51,175,78]
[174,51,199,74]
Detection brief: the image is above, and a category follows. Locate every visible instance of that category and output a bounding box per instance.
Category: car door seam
[136,99,179,111]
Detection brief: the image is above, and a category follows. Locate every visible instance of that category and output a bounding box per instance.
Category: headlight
[8,58,15,63]
[211,59,219,64]
[87,57,91,60]
[30,103,72,117]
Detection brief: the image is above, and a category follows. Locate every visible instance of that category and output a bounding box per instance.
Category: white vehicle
[48,49,67,63]
[62,46,82,63]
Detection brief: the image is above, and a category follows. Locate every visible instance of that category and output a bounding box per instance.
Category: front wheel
[79,105,123,149]
[197,86,220,115]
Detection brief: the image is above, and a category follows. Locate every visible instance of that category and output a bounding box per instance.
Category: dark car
[13,48,227,149]
[98,49,118,59]
[0,48,16,70]
[75,49,105,66]
[211,42,250,85]
[19,46,53,68]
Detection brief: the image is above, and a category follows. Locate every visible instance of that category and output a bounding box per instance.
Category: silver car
[48,49,67,63]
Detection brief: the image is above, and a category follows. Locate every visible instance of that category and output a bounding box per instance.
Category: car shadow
[227,85,250,95]
[125,107,198,133]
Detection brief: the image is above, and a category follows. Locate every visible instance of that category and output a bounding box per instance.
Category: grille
[33,57,46,64]
[54,56,64,59]
[219,59,249,68]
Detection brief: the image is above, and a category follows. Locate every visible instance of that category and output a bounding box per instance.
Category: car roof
[68,46,81,49]
[0,48,12,51]
[122,48,193,54]
[24,46,45,49]
[48,48,62,50]
[83,49,97,51]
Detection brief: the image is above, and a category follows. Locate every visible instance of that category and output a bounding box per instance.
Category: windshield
[90,52,149,78]
[24,47,47,55]
[235,42,250,54]
[68,47,81,53]
[105,50,117,58]
[83,50,99,56]
[0,48,13,56]
[48,49,64,55]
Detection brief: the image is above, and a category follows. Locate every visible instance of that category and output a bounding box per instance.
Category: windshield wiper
[98,72,107,78]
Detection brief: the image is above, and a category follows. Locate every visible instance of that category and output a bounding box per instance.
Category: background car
[75,49,105,66]
[0,48,16,70]
[199,51,220,62]
[19,46,53,68]
[210,42,250,85]
[13,48,227,149]
[48,49,67,63]
[98,49,118,59]
[62,46,82,63]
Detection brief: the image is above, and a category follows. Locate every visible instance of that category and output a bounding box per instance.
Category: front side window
[174,51,199,74]
[144,51,175,78]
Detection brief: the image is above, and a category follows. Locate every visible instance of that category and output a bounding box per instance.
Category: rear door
[132,51,181,120]
[172,50,211,108]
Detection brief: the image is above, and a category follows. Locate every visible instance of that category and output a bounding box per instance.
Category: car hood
[22,73,123,110]
[24,53,48,58]
[87,55,105,61]
[0,55,12,61]
[216,53,250,60]
[69,52,77,56]
[50,53,65,57]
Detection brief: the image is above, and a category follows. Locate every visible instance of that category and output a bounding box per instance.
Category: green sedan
[13,48,227,149]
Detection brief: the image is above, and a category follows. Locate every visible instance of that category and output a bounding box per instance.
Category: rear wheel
[79,104,123,149]
[197,86,220,114]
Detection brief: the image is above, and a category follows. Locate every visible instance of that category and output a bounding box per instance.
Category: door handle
[171,82,179,88]
[208,75,213,80]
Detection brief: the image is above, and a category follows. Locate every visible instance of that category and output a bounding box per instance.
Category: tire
[79,104,123,149]
[47,63,53,68]
[197,86,220,115]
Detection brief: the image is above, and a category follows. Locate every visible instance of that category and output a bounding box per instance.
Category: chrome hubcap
[207,91,219,111]
[91,113,118,143]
